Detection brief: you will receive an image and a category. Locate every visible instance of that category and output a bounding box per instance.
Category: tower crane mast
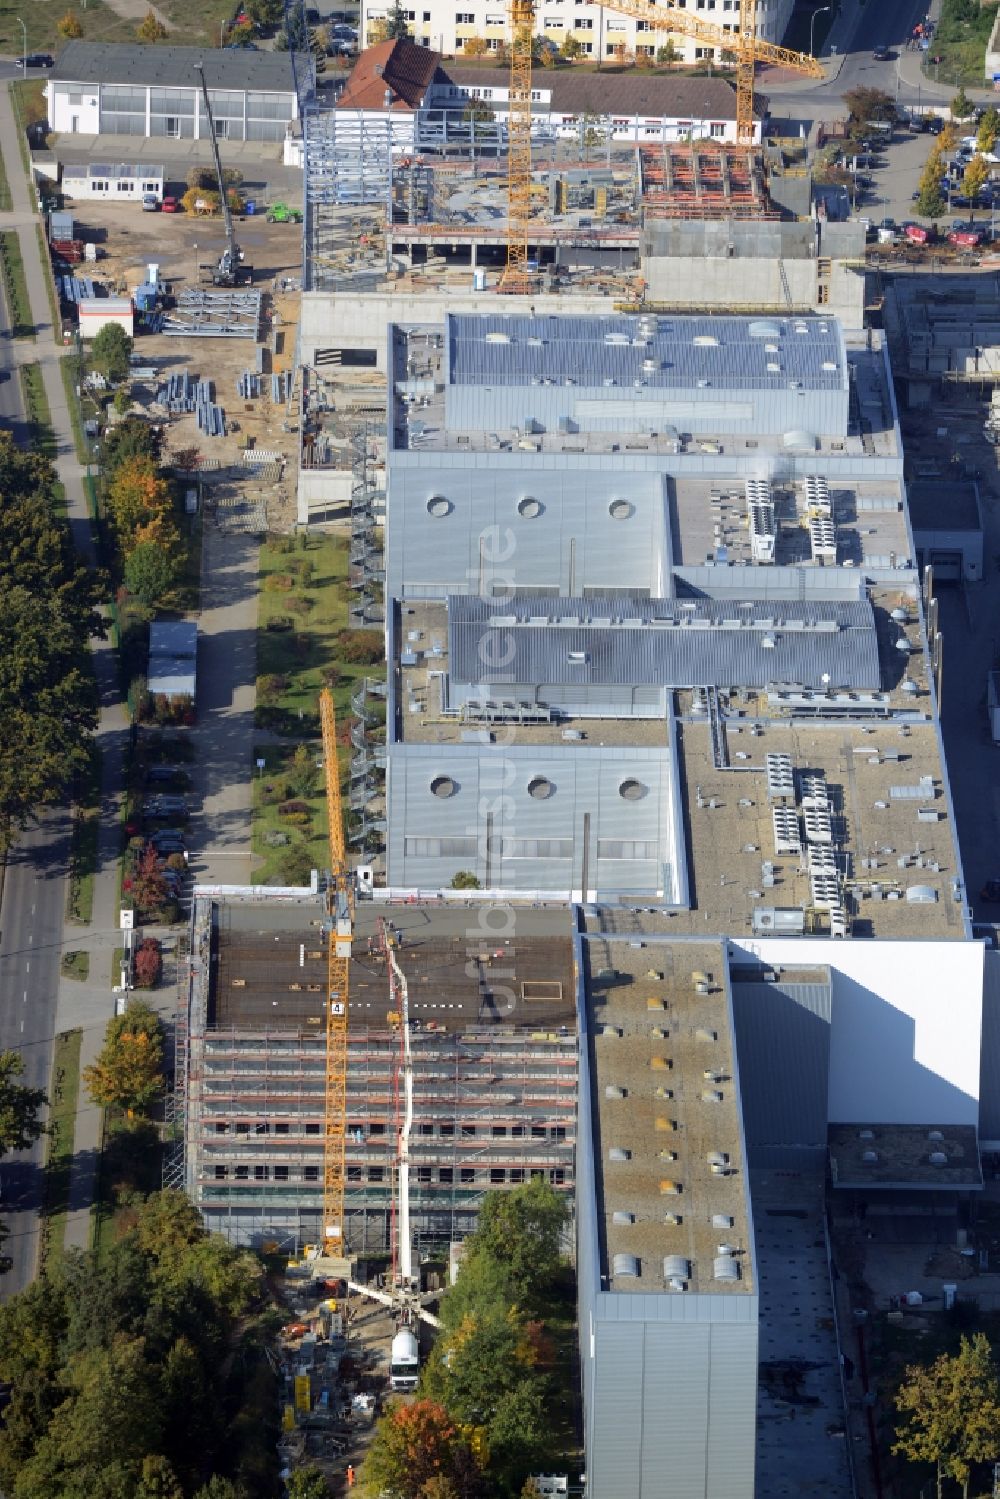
[319,689,352,1253]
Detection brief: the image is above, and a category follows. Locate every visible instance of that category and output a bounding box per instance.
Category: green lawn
[252,742,330,886]
[253,534,386,883]
[67,812,99,924]
[923,0,995,86]
[1,230,34,340]
[40,1029,83,1275]
[257,533,381,736]
[0,0,239,51]
[36,224,61,333]
[61,950,91,981]
[60,353,94,466]
[19,365,56,459]
[0,142,10,212]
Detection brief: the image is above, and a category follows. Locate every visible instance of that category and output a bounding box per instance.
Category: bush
[284,595,314,616]
[320,665,342,689]
[256,673,289,705]
[267,616,294,633]
[263,573,294,592]
[276,844,315,885]
[337,630,384,665]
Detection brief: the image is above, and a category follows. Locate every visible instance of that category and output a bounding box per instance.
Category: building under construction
[179,893,578,1252]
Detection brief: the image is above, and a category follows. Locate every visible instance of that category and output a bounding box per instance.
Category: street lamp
[16,16,26,74]
[810,6,831,58]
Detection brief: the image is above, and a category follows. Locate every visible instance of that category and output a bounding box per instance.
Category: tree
[656,39,678,63]
[461,34,488,55]
[136,1455,185,1499]
[83,999,164,1114]
[101,417,162,476]
[450,871,481,890]
[276,6,309,50]
[894,1334,1000,1499]
[951,86,973,122]
[136,8,168,41]
[243,0,282,26]
[106,457,171,551]
[57,10,84,38]
[286,1467,329,1499]
[0,1051,46,1159]
[559,33,583,60]
[916,153,947,218]
[113,388,131,417]
[91,324,133,383]
[380,2,411,38]
[124,541,176,606]
[287,744,318,798]
[978,106,999,151]
[469,1178,568,1302]
[963,152,990,201]
[843,85,895,124]
[133,938,162,990]
[129,844,169,915]
[363,1401,474,1499]
[193,1480,246,1499]
[485,1384,547,1494]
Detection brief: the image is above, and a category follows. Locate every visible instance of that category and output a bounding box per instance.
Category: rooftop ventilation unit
[612,1210,635,1225]
[929,1151,948,1166]
[862,1150,879,1164]
[859,1129,875,1140]
[613,1254,639,1277]
[605,1085,626,1100]
[664,1211,682,1225]
[712,1214,735,1229]
[714,1255,740,1282]
[660,1180,682,1196]
[702,1090,724,1103]
[609,1147,631,1162]
[928,1130,944,1142]
[663,1255,690,1281]
[485,331,511,344]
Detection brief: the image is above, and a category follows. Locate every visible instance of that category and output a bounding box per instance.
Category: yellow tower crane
[500,0,824,284]
[319,688,353,1254]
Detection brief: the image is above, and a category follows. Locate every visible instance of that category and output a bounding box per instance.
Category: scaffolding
[182,897,578,1253]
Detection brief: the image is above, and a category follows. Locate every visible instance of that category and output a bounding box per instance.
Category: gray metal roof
[48,41,303,93]
[673,565,865,603]
[447,594,880,692]
[150,620,197,658]
[64,162,165,180]
[446,312,846,393]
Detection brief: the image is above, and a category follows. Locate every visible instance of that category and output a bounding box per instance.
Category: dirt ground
[67,199,304,507]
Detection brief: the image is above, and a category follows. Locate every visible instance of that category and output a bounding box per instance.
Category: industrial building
[575,922,984,1499]
[360,0,794,68]
[180,898,578,1251]
[44,43,309,143]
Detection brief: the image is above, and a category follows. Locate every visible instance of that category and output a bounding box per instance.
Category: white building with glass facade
[45,42,309,143]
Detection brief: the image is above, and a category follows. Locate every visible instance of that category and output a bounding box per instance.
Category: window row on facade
[207,1163,568,1185]
[208,1119,570,1139]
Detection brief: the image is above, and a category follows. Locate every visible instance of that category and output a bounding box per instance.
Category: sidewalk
[0,79,130,1255]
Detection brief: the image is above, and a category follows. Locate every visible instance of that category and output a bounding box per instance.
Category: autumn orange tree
[83,999,164,1115]
[361,1400,479,1499]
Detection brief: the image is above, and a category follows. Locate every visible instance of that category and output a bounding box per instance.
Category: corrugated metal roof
[673,564,864,602]
[48,41,303,93]
[446,312,845,393]
[447,594,880,692]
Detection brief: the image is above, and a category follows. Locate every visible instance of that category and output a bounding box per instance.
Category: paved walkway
[187,522,261,888]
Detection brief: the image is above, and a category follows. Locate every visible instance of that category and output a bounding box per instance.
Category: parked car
[142,194,160,212]
[15,52,53,68]
[872,44,891,60]
[161,195,180,213]
[949,226,984,247]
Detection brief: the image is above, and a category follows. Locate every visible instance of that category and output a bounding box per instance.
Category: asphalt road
[0,216,64,1300]
[0,814,72,1297]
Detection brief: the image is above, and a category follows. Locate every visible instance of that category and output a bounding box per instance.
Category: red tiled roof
[337,38,446,111]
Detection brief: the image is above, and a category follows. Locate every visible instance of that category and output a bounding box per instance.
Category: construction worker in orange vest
[346,1465,355,1489]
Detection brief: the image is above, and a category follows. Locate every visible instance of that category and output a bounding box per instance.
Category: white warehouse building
[45,42,308,143]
